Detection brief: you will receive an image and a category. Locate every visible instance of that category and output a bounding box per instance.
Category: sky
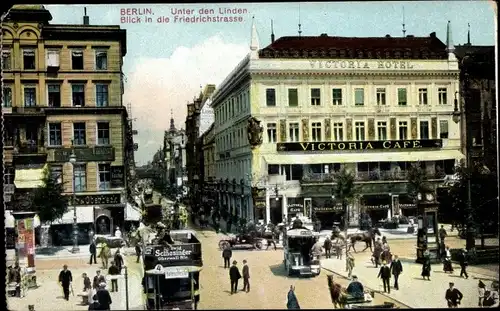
[44,1,497,165]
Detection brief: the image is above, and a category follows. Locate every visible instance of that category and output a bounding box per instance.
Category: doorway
[95,215,111,235]
[270,198,282,224]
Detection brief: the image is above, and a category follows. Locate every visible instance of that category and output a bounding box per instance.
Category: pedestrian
[443,246,454,273]
[421,249,431,280]
[135,242,142,263]
[96,283,112,310]
[222,246,232,269]
[346,252,355,279]
[335,238,343,260]
[229,260,241,294]
[439,225,448,246]
[89,241,97,265]
[377,261,391,294]
[114,249,124,272]
[323,236,332,259]
[483,281,499,307]
[82,273,92,292]
[266,230,277,251]
[310,239,323,260]
[242,259,250,293]
[458,249,469,279]
[445,282,463,308]
[93,270,106,289]
[478,280,486,307]
[88,294,100,310]
[58,264,73,300]
[286,285,301,309]
[372,238,383,268]
[108,261,120,292]
[390,255,403,290]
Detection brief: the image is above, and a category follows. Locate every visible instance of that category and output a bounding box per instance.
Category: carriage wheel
[254,240,263,250]
[219,240,230,250]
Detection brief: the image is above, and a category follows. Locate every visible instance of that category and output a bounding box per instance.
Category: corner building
[2,5,134,241]
[211,24,465,227]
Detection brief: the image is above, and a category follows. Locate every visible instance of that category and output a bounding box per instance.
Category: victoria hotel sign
[277,139,443,152]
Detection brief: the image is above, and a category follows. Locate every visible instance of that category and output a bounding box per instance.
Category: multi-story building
[202,124,216,183]
[2,5,135,241]
[211,21,465,227]
[163,115,187,190]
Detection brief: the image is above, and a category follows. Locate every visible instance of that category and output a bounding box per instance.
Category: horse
[98,243,111,269]
[327,275,347,309]
[347,228,381,253]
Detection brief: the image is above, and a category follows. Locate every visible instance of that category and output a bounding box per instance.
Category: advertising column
[16,217,36,268]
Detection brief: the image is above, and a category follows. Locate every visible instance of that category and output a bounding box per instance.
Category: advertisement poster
[15,218,35,266]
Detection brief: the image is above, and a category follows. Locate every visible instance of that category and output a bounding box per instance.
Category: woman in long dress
[421,249,431,280]
[443,246,454,273]
[286,285,301,309]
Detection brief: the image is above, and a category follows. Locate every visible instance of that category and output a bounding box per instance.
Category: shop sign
[74,193,121,206]
[277,139,443,152]
[53,146,115,162]
[365,204,390,210]
[399,203,416,209]
[145,244,201,266]
[288,203,303,214]
[164,267,190,279]
[110,166,125,188]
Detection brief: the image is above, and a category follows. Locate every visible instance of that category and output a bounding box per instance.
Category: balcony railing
[14,142,47,155]
[301,169,447,183]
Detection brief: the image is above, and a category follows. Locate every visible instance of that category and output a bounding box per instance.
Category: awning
[264,150,465,164]
[14,165,46,189]
[51,206,94,224]
[125,202,142,221]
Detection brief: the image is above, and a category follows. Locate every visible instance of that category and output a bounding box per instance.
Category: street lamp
[69,144,79,253]
[452,56,476,251]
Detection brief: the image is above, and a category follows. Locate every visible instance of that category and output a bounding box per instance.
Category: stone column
[265,190,271,224]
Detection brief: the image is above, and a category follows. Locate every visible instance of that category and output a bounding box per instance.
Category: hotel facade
[2,5,137,243]
[210,22,464,227]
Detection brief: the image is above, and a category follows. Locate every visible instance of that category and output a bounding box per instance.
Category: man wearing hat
[445,282,463,308]
[242,259,250,293]
[229,260,241,294]
[58,264,73,301]
[96,282,112,310]
[377,260,391,294]
[458,249,469,279]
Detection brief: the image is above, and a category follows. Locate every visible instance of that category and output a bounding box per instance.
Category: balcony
[14,142,47,156]
[301,169,447,183]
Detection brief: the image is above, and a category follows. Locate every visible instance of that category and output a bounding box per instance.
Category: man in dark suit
[242,259,250,293]
[458,249,469,279]
[222,246,232,269]
[377,261,391,293]
[390,255,403,290]
[108,261,120,292]
[89,242,97,265]
[323,236,333,259]
[58,264,73,300]
[445,282,463,308]
[96,283,112,310]
[229,260,241,294]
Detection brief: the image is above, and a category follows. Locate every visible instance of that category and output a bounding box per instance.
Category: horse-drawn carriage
[218,221,277,250]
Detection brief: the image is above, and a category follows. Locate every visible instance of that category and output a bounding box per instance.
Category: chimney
[83,7,89,25]
[271,20,275,43]
[430,32,436,38]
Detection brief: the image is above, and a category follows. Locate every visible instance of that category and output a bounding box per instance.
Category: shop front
[398,195,417,217]
[362,195,391,223]
[269,197,282,225]
[286,197,304,222]
[252,187,266,223]
[311,197,343,230]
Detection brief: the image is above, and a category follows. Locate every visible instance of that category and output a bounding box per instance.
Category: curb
[320,266,412,309]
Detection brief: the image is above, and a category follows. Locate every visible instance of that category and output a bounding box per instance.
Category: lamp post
[452,85,476,251]
[69,144,79,253]
[124,265,130,310]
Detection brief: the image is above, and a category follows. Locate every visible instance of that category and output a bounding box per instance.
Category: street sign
[164,267,189,279]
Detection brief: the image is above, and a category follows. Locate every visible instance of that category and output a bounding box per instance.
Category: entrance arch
[95,215,111,235]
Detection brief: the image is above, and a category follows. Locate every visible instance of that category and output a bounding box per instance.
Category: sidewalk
[321,253,498,308]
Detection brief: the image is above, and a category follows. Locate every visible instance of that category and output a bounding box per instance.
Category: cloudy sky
[45,1,496,165]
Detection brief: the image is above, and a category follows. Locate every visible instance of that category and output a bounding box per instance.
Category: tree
[333,167,359,229]
[447,161,498,248]
[406,162,433,202]
[31,165,69,223]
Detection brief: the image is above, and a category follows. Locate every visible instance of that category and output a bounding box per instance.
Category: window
[288,88,298,107]
[311,122,322,141]
[355,122,365,140]
[72,84,85,106]
[50,165,63,184]
[48,84,61,107]
[288,123,299,142]
[311,88,321,106]
[2,87,12,107]
[266,123,277,143]
[48,123,62,146]
[332,88,342,105]
[2,49,11,70]
[23,49,35,70]
[24,87,36,107]
[398,121,408,139]
[333,122,343,141]
[377,121,387,140]
[398,88,407,106]
[376,88,386,105]
[97,122,110,145]
[420,121,429,139]
[438,88,448,105]
[96,84,109,107]
[73,164,87,192]
[354,88,364,106]
[418,88,428,105]
[98,164,111,190]
[439,120,449,139]
[73,122,86,145]
[266,89,276,106]
[71,50,84,70]
[95,50,108,70]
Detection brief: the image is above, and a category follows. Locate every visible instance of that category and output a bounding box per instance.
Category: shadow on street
[35,246,68,255]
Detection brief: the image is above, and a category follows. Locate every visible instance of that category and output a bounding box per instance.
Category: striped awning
[14,165,46,189]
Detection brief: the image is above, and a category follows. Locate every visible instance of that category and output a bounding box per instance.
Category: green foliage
[333,167,359,205]
[31,165,69,223]
[406,162,432,202]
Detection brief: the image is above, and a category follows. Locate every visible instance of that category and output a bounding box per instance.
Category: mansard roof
[259,33,448,60]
